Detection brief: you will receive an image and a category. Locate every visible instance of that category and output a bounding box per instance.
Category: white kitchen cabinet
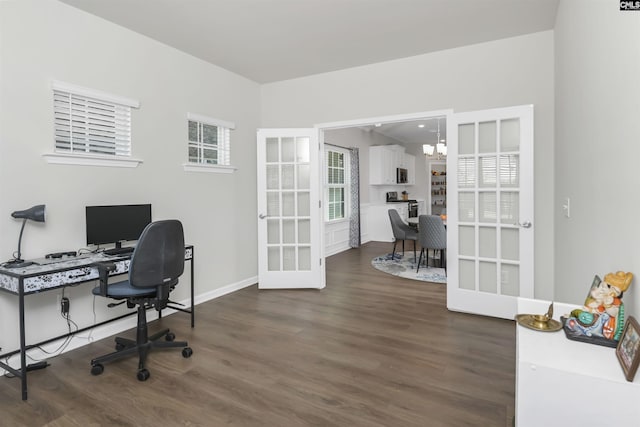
[369,145,397,185]
[370,145,415,186]
[516,298,640,426]
[367,203,409,242]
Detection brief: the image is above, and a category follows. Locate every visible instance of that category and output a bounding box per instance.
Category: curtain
[349,147,361,248]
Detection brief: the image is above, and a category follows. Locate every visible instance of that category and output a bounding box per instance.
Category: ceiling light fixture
[418,124,425,128]
[435,118,446,157]
[423,144,434,155]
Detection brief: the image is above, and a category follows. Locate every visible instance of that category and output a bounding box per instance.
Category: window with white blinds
[325,147,350,221]
[52,81,138,157]
[187,113,234,166]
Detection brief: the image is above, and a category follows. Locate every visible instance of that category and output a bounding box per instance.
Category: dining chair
[388,209,417,261]
[417,215,447,273]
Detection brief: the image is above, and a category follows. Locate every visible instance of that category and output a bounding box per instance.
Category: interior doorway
[317,109,452,257]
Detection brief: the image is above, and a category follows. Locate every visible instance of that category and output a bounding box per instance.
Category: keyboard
[104,247,135,256]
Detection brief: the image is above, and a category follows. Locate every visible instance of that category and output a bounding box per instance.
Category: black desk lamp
[3,204,46,269]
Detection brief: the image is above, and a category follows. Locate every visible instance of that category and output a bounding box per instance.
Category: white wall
[0,1,260,353]
[261,31,556,299]
[554,1,640,316]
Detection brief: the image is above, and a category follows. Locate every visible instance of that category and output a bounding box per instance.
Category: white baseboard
[1,276,258,372]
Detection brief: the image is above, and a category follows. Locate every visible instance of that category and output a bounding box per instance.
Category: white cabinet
[516,298,640,426]
[369,145,396,185]
[370,145,415,186]
[367,203,408,242]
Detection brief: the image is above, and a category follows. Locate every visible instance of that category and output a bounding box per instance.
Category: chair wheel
[165,332,175,342]
[137,369,150,381]
[182,347,193,358]
[115,342,126,351]
[91,364,104,376]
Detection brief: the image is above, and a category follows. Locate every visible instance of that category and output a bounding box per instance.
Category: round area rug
[371,252,447,284]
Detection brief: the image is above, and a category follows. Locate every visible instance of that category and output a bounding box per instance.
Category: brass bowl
[515,314,562,332]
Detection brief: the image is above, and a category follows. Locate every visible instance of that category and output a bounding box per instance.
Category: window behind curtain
[326,149,348,221]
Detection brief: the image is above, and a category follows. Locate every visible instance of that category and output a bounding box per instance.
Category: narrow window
[187,113,234,166]
[325,148,349,221]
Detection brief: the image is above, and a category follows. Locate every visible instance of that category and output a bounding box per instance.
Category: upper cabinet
[369,145,415,185]
[369,145,397,185]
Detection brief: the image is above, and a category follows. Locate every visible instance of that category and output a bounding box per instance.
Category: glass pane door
[447,106,534,319]
[257,129,323,289]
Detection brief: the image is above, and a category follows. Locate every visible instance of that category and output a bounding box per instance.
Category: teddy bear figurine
[564,271,633,341]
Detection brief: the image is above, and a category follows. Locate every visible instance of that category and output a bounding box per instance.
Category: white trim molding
[52,80,140,108]
[182,163,237,174]
[43,152,143,168]
[187,112,235,130]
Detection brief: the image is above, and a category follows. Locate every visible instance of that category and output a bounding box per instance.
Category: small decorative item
[562,271,633,347]
[616,316,640,382]
[515,302,562,332]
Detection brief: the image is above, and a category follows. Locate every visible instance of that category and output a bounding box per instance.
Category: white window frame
[183,112,236,174]
[43,80,142,168]
[325,146,350,222]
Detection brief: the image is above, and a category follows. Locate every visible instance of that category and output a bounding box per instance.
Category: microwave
[396,168,408,184]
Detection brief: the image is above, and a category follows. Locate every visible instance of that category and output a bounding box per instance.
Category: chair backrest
[388,209,406,239]
[128,220,185,289]
[418,215,447,250]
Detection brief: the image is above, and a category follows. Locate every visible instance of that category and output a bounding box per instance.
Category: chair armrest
[92,262,116,297]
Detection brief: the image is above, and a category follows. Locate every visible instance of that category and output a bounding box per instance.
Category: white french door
[256,129,324,289]
[446,105,534,319]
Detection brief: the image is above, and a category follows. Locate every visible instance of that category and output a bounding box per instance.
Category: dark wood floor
[0,241,516,426]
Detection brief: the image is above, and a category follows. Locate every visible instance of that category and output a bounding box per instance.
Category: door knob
[519,221,532,228]
[258,213,267,219]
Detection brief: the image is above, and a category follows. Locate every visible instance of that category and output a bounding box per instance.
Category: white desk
[0,246,194,400]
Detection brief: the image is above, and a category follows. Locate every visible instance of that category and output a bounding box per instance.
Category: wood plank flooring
[0,241,516,426]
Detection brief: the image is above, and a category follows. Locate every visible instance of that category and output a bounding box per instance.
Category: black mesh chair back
[129,219,185,289]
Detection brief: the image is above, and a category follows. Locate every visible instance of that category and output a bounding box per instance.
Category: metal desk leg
[190,248,195,328]
[19,282,27,400]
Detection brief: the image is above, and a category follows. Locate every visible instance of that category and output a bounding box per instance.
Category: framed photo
[616,316,640,382]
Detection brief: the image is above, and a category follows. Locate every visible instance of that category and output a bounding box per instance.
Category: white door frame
[315,108,454,273]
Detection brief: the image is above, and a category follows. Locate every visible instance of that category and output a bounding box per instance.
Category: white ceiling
[59,0,559,84]
[357,116,447,146]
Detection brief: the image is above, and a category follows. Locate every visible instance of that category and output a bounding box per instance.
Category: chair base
[90,305,192,381]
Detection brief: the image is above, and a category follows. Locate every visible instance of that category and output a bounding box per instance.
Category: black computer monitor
[86,204,152,248]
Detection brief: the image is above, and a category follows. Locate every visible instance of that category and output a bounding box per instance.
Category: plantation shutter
[52,81,138,157]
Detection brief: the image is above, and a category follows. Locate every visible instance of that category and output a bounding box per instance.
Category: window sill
[326,218,349,225]
[43,152,143,168]
[182,163,237,174]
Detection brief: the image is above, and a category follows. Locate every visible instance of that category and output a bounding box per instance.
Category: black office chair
[90,219,193,381]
